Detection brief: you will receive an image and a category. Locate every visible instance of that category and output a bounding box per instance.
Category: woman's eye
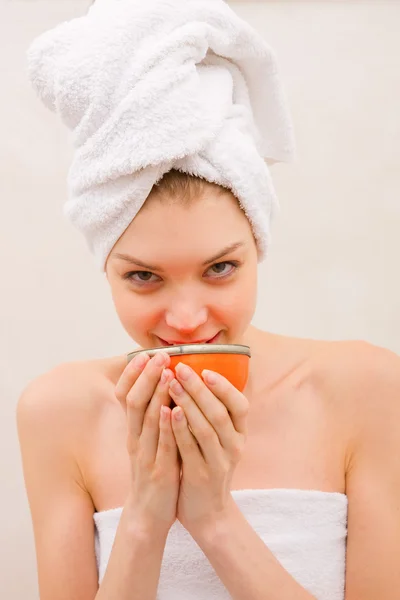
[124,271,160,284]
[206,261,238,279]
[124,262,239,285]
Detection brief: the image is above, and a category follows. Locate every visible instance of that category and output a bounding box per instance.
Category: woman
[17,1,400,599]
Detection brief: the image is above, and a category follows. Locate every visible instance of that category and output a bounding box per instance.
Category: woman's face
[105,189,259,349]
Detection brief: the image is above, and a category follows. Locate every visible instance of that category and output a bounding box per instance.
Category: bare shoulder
[301,337,400,444]
[304,337,400,399]
[261,330,400,423]
[19,354,127,408]
[17,354,128,452]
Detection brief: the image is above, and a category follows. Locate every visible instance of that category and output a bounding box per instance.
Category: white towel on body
[94,489,348,599]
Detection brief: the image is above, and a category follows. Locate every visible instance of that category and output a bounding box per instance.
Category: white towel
[94,489,348,600]
[27,0,296,271]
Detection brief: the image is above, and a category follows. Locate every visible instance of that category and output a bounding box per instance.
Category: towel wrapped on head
[27,0,296,271]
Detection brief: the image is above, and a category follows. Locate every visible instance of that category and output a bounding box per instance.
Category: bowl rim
[127,343,251,362]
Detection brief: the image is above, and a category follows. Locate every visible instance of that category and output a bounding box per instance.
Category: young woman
[17,2,400,600]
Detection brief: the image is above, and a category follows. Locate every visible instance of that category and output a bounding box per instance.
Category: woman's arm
[95,502,169,600]
[17,366,169,600]
[189,502,316,600]
[343,344,400,599]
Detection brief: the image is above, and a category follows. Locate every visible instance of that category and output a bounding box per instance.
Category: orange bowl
[127,344,250,392]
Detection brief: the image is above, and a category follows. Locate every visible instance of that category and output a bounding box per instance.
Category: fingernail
[170,379,184,395]
[153,352,167,367]
[202,369,218,385]
[160,406,169,421]
[161,369,169,384]
[174,407,184,421]
[176,363,192,381]
[132,353,148,369]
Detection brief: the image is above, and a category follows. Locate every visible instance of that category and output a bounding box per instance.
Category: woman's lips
[204,332,220,344]
[157,332,220,346]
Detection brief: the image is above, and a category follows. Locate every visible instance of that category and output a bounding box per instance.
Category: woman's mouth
[157,332,221,347]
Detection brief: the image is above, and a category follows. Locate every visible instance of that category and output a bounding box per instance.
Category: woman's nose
[165,302,208,333]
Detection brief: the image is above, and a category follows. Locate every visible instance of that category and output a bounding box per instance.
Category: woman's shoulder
[261,333,400,469]
[276,334,400,433]
[302,336,400,395]
[18,353,129,429]
[263,330,399,381]
[256,329,400,412]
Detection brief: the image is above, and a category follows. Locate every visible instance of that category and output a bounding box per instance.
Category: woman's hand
[168,363,249,536]
[115,351,181,535]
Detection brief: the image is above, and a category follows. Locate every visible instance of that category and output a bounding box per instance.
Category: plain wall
[1,1,399,598]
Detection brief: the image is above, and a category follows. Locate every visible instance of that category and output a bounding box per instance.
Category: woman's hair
[150,169,228,206]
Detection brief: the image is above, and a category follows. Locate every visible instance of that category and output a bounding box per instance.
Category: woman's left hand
[168,363,249,536]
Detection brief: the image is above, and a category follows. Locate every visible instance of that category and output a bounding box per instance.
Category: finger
[169,380,220,465]
[140,368,174,464]
[201,369,249,436]
[176,363,248,435]
[171,406,203,467]
[156,404,180,468]
[115,352,150,412]
[174,364,242,453]
[126,352,170,442]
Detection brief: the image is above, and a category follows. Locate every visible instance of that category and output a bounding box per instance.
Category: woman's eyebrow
[111,241,245,272]
[201,241,245,265]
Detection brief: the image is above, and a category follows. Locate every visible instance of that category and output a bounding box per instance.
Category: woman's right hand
[115,351,181,534]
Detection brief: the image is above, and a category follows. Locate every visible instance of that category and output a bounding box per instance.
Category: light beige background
[1,1,399,598]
